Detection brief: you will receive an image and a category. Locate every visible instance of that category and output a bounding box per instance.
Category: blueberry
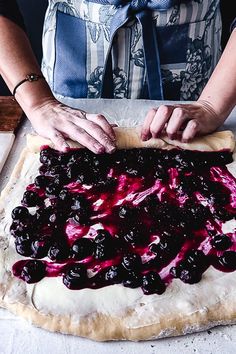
[142,271,166,295]
[181,202,208,229]
[21,260,46,283]
[68,154,79,165]
[48,165,64,176]
[70,238,94,260]
[34,175,50,189]
[63,264,87,289]
[95,178,116,191]
[169,266,182,278]
[45,184,61,196]
[94,230,115,260]
[59,189,72,204]
[11,206,29,222]
[10,221,19,236]
[48,240,69,261]
[185,250,208,272]
[179,268,202,284]
[39,165,47,175]
[219,251,236,269]
[21,191,41,207]
[213,208,232,222]
[53,173,69,187]
[118,205,137,219]
[123,226,146,246]
[76,171,92,184]
[31,236,52,258]
[125,167,140,176]
[121,253,142,272]
[40,147,53,162]
[72,211,90,225]
[40,148,58,166]
[66,163,79,180]
[71,195,88,212]
[154,168,169,181]
[47,208,66,226]
[10,221,33,238]
[94,229,111,243]
[40,154,57,166]
[57,153,69,165]
[173,152,191,170]
[105,265,123,284]
[123,271,141,288]
[35,207,51,224]
[158,233,182,255]
[15,233,34,257]
[142,195,160,213]
[211,234,232,251]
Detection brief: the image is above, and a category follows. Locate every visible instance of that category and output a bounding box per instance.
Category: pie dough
[0,128,236,341]
[27,127,235,152]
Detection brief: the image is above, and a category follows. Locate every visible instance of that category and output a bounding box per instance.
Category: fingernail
[95,144,105,154]
[107,145,116,154]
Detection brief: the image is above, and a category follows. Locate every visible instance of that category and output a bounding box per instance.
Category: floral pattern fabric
[41,0,222,101]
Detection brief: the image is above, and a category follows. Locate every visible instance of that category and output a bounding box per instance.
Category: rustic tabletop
[1,99,236,354]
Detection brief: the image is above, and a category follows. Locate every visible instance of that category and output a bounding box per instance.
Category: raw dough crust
[27,127,235,152]
[0,130,236,341]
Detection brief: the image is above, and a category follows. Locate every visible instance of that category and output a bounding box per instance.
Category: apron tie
[86,0,178,99]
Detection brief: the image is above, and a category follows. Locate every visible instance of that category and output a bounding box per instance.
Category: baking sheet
[1,99,236,354]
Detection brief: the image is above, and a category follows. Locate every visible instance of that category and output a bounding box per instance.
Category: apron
[41,0,221,101]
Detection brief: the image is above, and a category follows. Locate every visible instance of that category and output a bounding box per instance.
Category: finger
[181,119,200,142]
[49,130,70,152]
[61,122,105,154]
[149,105,175,138]
[166,107,188,140]
[86,114,116,141]
[78,120,116,154]
[141,108,157,141]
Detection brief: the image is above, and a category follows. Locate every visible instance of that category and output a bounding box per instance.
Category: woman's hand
[27,98,116,153]
[141,101,225,142]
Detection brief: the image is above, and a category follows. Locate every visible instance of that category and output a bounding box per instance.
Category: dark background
[0,0,235,95]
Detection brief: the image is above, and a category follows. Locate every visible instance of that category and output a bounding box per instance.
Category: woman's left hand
[141,101,225,142]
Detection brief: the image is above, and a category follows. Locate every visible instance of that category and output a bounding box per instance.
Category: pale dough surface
[0,129,236,341]
[27,128,235,152]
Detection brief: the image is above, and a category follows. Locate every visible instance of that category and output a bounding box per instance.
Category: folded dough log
[27,127,235,152]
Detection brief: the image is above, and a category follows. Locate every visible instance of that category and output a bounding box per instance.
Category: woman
[0,0,235,151]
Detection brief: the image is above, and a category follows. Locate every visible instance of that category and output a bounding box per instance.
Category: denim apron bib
[41,0,221,101]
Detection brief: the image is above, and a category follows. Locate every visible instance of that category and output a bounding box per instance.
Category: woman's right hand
[26,98,117,154]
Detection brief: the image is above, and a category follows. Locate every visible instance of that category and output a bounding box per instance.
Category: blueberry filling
[63,264,87,289]
[70,238,94,260]
[211,234,232,251]
[11,147,236,295]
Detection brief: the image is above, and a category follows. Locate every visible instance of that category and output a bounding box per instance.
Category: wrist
[14,76,56,115]
[196,99,226,124]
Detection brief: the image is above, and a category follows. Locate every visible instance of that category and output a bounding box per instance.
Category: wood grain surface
[0,96,23,131]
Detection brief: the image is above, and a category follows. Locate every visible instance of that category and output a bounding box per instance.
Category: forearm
[0,16,54,114]
[199,29,236,122]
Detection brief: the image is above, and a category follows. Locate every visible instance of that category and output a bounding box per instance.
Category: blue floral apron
[41,0,221,101]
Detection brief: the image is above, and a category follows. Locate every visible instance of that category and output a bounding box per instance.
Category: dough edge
[1,294,236,341]
[1,130,236,341]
